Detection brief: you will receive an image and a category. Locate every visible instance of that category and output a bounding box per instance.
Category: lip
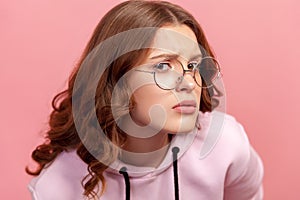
[172,100,197,114]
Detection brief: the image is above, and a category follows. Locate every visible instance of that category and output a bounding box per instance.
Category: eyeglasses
[135,56,222,90]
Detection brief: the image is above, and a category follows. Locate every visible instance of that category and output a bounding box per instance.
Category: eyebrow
[150,53,202,61]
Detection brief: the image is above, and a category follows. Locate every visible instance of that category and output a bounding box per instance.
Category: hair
[26,0,222,199]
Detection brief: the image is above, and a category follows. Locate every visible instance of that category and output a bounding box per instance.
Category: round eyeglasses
[135,56,222,90]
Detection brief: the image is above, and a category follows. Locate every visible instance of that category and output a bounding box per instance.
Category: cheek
[195,88,202,108]
[130,85,168,125]
[133,86,163,108]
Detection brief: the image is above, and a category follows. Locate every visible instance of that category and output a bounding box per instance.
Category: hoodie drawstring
[172,147,180,200]
[119,147,180,200]
[119,167,130,200]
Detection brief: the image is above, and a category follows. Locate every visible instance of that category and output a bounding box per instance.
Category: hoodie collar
[106,128,197,177]
[105,111,212,178]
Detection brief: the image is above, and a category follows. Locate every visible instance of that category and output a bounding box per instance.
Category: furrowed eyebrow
[150,54,179,60]
[150,53,203,61]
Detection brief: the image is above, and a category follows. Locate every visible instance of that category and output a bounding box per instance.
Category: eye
[187,62,199,70]
[153,62,172,72]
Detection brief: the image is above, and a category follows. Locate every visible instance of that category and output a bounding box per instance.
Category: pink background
[1,0,299,199]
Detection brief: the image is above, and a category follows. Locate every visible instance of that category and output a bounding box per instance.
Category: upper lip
[172,100,197,108]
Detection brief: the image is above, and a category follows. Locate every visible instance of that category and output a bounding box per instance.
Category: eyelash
[153,62,172,71]
[188,61,200,70]
[152,60,201,71]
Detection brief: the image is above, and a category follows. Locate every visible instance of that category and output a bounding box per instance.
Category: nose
[175,72,196,92]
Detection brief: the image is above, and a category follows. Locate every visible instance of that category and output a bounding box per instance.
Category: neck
[120,132,172,168]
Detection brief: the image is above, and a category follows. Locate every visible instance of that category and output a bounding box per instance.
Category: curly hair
[26,1,222,199]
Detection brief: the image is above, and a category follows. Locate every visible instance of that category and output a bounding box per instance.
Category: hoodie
[28,111,264,200]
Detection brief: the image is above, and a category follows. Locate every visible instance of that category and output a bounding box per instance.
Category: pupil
[157,63,168,70]
[187,63,194,70]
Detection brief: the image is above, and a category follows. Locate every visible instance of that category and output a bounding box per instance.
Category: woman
[26,1,264,199]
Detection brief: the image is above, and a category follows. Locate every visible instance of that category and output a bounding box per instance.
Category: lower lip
[172,106,196,114]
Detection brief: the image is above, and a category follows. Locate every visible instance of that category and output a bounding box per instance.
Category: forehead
[149,25,201,60]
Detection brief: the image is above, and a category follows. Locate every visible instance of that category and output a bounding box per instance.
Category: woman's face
[128,25,202,135]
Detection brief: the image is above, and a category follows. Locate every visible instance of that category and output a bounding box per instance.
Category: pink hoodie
[28,111,264,200]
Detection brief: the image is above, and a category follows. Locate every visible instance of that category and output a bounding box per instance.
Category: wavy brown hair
[26,0,222,199]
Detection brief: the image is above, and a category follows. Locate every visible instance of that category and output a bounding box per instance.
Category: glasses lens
[153,57,220,89]
[196,57,220,88]
[154,60,183,90]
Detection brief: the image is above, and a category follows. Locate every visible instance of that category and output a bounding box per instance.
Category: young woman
[27,1,264,200]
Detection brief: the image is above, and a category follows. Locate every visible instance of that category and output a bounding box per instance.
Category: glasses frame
[135,56,222,90]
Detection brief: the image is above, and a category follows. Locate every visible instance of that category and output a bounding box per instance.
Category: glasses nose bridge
[176,67,196,89]
[182,68,194,76]
[170,60,200,89]
[177,59,194,76]
[180,66,197,84]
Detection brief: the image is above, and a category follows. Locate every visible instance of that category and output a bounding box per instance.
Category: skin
[120,24,202,167]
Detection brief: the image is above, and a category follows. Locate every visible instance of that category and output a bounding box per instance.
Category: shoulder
[201,112,264,198]
[196,111,261,172]
[28,150,88,200]
[221,112,250,149]
[196,111,250,159]
[212,112,252,165]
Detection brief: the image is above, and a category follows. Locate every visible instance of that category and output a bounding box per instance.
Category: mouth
[172,100,197,114]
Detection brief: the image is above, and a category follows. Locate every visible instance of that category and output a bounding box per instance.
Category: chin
[166,113,198,134]
[165,121,197,134]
